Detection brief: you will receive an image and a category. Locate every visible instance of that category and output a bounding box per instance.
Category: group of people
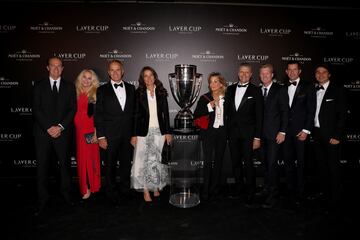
[193,61,347,210]
[33,57,347,215]
[33,58,172,215]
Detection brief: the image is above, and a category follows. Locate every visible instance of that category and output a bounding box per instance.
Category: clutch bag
[84,132,95,144]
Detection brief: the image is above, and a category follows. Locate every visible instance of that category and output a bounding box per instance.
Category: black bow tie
[238,83,249,88]
[114,82,123,89]
[316,85,324,91]
[289,81,297,86]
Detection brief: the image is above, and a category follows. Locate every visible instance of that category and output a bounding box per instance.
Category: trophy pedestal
[173,109,196,133]
[169,131,201,208]
[174,118,194,133]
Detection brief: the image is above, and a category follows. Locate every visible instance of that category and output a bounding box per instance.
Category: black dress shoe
[34,202,47,216]
[307,192,324,201]
[228,192,241,199]
[245,195,255,208]
[262,196,278,209]
[109,196,121,208]
[201,193,209,201]
[255,188,269,197]
[63,195,75,206]
[34,208,43,217]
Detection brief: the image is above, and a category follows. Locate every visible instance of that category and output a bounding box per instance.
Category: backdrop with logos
[0,2,359,185]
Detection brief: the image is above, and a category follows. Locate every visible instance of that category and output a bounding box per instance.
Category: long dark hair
[137,66,168,98]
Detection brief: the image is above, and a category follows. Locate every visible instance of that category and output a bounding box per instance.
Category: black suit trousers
[103,136,132,196]
[283,135,306,197]
[35,132,72,205]
[312,128,342,207]
[260,138,280,192]
[200,126,227,197]
[228,135,255,196]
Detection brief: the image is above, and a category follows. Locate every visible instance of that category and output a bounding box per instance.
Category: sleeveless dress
[74,93,101,195]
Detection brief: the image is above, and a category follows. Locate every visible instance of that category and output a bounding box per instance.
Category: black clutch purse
[161,142,172,164]
[84,132,95,144]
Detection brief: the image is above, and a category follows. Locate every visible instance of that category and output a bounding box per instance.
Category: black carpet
[2,180,358,240]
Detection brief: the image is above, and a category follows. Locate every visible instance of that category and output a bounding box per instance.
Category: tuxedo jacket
[133,88,171,136]
[262,83,289,140]
[94,81,135,141]
[226,83,263,139]
[317,82,347,141]
[33,78,76,136]
[287,79,316,136]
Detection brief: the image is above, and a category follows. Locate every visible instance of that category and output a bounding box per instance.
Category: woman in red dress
[74,69,101,199]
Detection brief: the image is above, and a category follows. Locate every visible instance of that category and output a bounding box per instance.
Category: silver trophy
[169,64,202,133]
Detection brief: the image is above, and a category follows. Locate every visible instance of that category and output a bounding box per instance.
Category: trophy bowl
[169,64,202,133]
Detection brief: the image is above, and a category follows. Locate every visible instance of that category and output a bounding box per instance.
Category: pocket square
[326,99,334,102]
[247,96,253,99]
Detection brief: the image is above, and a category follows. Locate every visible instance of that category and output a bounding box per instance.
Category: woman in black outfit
[194,72,227,201]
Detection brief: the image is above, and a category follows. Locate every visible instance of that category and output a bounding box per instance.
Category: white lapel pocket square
[326,99,334,102]
[247,96,253,99]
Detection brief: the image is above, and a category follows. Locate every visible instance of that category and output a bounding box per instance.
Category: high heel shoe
[82,189,91,200]
[144,191,152,202]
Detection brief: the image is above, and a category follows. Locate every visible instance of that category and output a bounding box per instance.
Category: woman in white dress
[130,66,172,202]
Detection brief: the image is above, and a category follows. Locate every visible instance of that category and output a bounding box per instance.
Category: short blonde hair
[260,63,274,73]
[75,69,100,103]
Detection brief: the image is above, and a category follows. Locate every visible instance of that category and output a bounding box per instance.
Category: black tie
[114,82,123,89]
[316,85,324,91]
[52,81,58,93]
[289,81,297,86]
[52,81,58,113]
[238,83,249,88]
[263,88,268,100]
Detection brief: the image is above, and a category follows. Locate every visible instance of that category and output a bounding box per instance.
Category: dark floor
[1,179,359,240]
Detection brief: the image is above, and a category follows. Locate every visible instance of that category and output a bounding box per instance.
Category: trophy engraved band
[169,64,202,133]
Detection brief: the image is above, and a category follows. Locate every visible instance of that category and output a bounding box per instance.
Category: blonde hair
[260,63,274,72]
[208,72,227,96]
[75,69,100,103]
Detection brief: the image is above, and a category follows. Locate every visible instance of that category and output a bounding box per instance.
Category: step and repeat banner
[1,2,359,182]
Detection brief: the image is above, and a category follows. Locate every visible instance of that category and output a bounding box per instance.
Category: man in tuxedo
[258,64,289,208]
[226,62,263,207]
[283,60,316,203]
[312,63,347,211]
[95,60,135,206]
[33,57,77,215]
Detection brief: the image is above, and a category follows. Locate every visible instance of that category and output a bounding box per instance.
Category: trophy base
[173,128,196,134]
[174,118,195,134]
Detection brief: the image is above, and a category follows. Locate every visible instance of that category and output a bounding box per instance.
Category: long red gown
[74,93,101,195]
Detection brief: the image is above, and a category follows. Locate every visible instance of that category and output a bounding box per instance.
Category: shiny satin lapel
[108,83,123,111]
[238,87,250,110]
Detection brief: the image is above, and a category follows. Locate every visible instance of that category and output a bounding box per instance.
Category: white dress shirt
[111,80,126,109]
[207,95,225,128]
[288,77,300,107]
[262,81,273,97]
[235,82,249,110]
[314,81,330,128]
[49,77,64,130]
[49,77,60,91]
[147,89,159,128]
